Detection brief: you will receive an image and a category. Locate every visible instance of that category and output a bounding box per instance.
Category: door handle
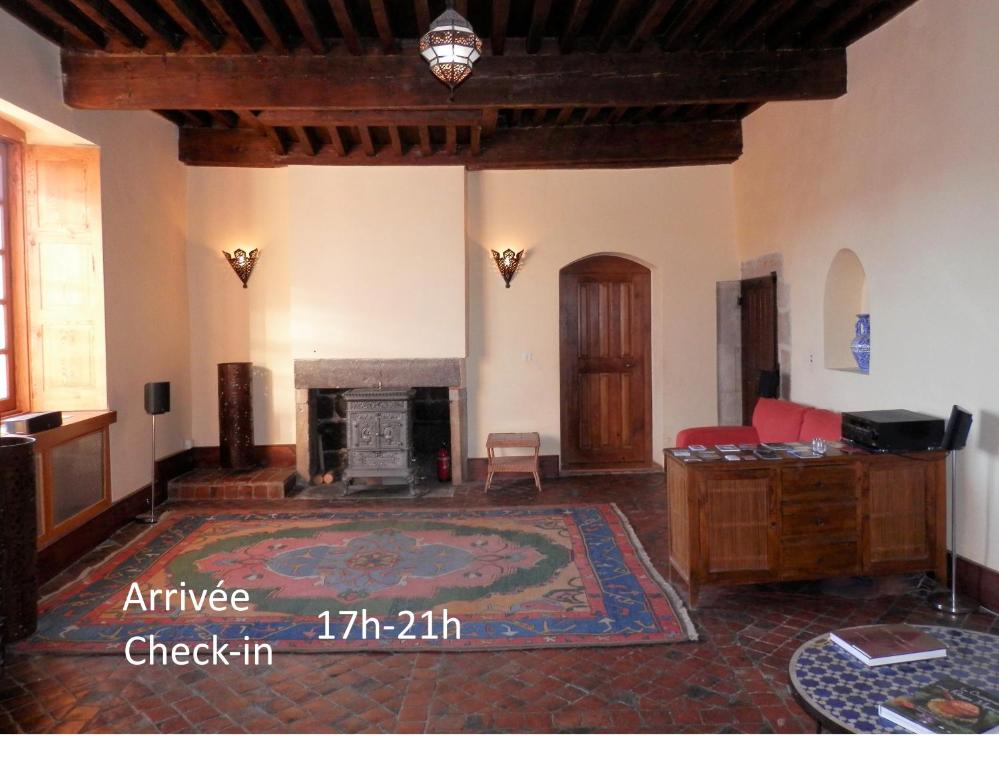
[624,362,634,369]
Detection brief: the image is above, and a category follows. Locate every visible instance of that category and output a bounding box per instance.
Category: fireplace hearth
[295,358,467,485]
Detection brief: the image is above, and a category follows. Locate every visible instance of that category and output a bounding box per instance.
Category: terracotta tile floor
[2,473,996,734]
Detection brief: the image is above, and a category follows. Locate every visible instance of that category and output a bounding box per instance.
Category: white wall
[734,0,999,569]
[0,10,191,501]
[466,167,738,459]
[186,166,466,446]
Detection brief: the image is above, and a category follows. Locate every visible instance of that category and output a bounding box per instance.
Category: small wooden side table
[485,432,542,492]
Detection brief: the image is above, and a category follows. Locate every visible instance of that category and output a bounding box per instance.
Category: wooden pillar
[218,362,255,469]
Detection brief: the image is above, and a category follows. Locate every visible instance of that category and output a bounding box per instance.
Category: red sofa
[675,398,841,448]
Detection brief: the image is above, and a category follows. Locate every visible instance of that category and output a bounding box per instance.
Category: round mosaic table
[789,625,999,733]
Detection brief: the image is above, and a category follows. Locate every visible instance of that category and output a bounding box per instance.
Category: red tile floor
[2,473,996,734]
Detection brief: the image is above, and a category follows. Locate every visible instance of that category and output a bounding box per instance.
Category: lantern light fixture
[419,4,483,96]
[223,247,260,289]
[491,248,524,289]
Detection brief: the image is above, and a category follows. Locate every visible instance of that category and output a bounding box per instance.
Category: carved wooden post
[218,362,255,469]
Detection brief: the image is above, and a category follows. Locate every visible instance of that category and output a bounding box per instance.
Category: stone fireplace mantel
[294,358,468,484]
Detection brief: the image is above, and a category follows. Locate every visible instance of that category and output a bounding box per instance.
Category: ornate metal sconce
[223,248,259,288]
[491,248,524,288]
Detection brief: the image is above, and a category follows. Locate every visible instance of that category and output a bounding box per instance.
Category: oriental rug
[26,504,697,653]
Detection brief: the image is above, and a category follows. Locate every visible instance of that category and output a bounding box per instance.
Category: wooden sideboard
[664,445,946,606]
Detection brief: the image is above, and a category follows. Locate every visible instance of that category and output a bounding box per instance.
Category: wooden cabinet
[666,448,945,605]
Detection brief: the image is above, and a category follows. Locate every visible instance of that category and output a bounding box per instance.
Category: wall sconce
[490,248,524,288]
[223,248,260,289]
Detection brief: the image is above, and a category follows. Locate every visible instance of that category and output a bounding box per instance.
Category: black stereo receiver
[0,411,63,435]
[841,409,944,452]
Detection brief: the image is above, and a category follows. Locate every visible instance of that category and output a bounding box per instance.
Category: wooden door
[740,273,778,424]
[559,255,652,468]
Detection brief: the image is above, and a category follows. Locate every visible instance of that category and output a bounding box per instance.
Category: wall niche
[823,249,869,373]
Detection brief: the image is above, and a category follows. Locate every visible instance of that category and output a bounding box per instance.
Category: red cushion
[752,398,808,443]
[675,426,759,449]
[799,408,842,441]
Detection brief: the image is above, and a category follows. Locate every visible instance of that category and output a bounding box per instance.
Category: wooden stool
[485,432,542,492]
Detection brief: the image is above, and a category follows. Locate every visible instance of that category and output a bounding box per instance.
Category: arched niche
[823,249,869,372]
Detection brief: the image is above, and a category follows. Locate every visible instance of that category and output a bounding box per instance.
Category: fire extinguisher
[436,444,452,482]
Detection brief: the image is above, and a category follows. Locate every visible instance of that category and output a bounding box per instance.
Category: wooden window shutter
[23,146,107,411]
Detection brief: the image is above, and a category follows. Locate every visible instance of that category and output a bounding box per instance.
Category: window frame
[0,140,16,413]
[0,117,27,417]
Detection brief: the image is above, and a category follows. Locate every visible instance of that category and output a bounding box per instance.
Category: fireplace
[294,358,468,485]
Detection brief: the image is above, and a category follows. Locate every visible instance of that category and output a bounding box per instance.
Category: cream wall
[186,166,466,446]
[466,168,738,459]
[0,10,190,501]
[734,0,999,569]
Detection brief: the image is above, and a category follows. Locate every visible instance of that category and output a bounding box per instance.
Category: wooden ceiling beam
[732,0,801,48]
[256,108,483,126]
[628,0,680,53]
[696,0,759,48]
[200,0,255,52]
[767,0,839,48]
[242,0,287,52]
[179,120,743,169]
[17,0,102,48]
[417,125,432,156]
[414,0,430,36]
[103,0,171,48]
[156,0,219,52]
[61,0,135,48]
[596,0,642,52]
[327,0,361,54]
[526,0,553,54]
[388,125,404,155]
[64,48,847,110]
[369,0,397,53]
[358,125,376,156]
[491,0,510,54]
[285,0,327,53]
[324,126,346,156]
[560,0,594,54]
[659,0,722,50]
[234,109,286,153]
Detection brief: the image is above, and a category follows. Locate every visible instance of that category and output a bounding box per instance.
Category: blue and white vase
[850,313,870,373]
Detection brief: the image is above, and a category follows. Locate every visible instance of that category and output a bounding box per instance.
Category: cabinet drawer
[781,503,858,538]
[780,539,859,579]
[781,465,856,504]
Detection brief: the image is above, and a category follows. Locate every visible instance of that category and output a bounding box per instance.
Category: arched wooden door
[559,255,652,469]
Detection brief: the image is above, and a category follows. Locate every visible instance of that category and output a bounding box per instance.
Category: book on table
[829,624,947,666]
[879,677,999,734]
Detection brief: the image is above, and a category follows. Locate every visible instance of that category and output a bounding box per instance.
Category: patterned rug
[26,504,696,652]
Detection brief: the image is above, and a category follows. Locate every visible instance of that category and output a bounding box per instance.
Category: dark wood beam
[555,106,574,126]
[470,125,482,155]
[388,125,403,155]
[256,108,483,126]
[324,126,346,156]
[200,0,255,52]
[768,0,839,48]
[417,125,432,156]
[491,0,510,55]
[481,108,499,137]
[596,0,642,52]
[103,0,168,48]
[235,109,285,153]
[628,0,680,53]
[358,125,375,156]
[696,0,758,48]
[806,0,871,46]
[17,0,101,48]
[660,0,722,50]
[178,120,743,169]
[327,0,361,54]
[414,0,430,36]
[61,0,134,48]
[292,126,319,155]
[156,0,219,52]
[527,0,553,54]
[733,0,801,48]
[369,0,397,53]
[285,0,327,53]
[243,0,287,52]
[64,49,847,109]
[560,0,594,54]
[445,124,457,155]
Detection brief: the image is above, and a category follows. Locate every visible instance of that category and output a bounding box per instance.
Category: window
[0,140,15,413]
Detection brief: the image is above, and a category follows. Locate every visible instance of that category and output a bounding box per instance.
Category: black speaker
[758,369,780,399]
[144,382,170,416]
[942,405,973,451]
